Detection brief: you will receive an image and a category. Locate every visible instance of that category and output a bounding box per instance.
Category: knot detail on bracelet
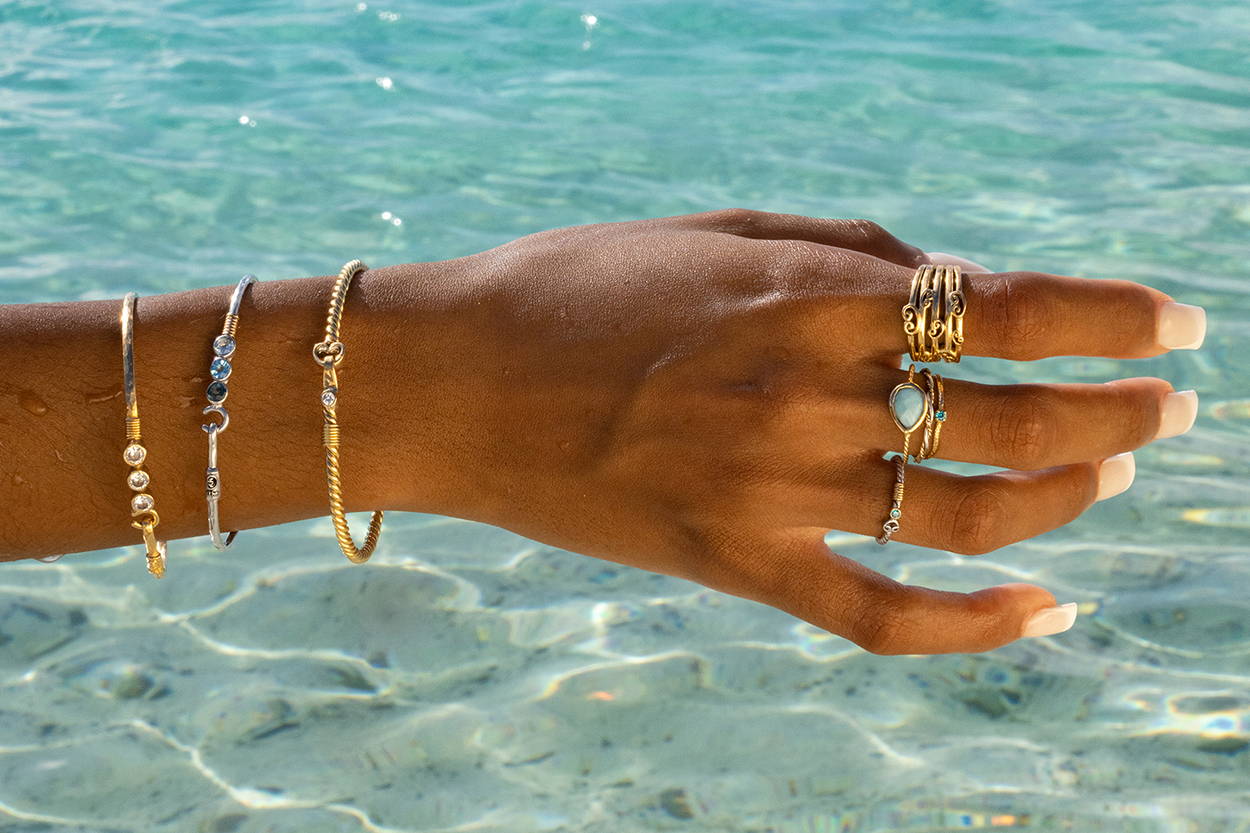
[313,340,345,367]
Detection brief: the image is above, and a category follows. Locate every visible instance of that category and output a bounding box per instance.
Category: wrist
[347,255,498,520]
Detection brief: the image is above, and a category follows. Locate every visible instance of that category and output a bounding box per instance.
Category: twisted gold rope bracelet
[312,260,384,563]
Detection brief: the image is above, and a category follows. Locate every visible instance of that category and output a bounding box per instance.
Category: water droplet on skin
[19,391,48,415]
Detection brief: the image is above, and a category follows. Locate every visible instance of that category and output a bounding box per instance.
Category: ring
[916,368,946,461]
[938,264,965,362]
[880,363,932,545]
[903,263,965,363]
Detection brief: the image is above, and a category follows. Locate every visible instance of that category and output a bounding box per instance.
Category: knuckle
[712,207,764,236]
[993,393,1056,469]
[849,586,910,655]
[844,218,888,243]
[990,273,1055,360]
[946,481,1012,555]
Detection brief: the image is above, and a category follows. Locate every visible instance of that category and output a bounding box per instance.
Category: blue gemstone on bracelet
[210,358,232,381]
[935,410,947,422]
[213,334,236,357]
[206,381,228,402]
[890,508,901,519]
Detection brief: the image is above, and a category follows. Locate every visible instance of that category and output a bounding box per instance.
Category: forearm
[3,258,489,561]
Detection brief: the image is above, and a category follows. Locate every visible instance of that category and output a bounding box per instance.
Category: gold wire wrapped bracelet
[120,293,168,578]
[312,259,384,563]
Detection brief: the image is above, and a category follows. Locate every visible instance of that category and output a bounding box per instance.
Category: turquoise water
[3,0,1248,830]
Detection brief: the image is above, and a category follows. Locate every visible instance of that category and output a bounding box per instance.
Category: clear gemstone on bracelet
[131,493,154,514]
[123,444,147,466]
[210,357,232,381]
[127,470,150,490]
[213,334,236,357]
[321,386,338,409]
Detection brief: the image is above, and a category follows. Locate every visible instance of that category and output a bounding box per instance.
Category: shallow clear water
[2,0,1248,830]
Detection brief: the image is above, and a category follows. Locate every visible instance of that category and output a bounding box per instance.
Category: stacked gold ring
[903,264,965,363]
[879,264,966,545]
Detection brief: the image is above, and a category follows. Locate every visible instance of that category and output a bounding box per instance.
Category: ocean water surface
[2,0,1248,830]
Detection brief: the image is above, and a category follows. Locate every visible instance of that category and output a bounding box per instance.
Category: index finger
[955,270,1207,361]
[792,242,1207,360]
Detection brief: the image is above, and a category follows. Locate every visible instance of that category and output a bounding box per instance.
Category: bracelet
[202,274,257,550]
[312,259,384,563]
[120,293,168,578]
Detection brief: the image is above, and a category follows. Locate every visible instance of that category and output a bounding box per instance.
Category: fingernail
[1157,302,1206,350]
[925,251,992,273]
[1095,451,1135,501]
[1156,390,1199,439]
[1021,602,1078,638]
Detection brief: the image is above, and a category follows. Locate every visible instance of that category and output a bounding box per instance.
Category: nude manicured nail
[1156,390,1199,439]
[925,251,991,273]
[1157,302,1206,350]
[1095,452,1135,501]
[1021,602,1078,638]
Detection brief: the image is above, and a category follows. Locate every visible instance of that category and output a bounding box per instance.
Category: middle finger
[825,373,1197,470]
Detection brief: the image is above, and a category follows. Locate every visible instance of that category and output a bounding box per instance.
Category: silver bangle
[201,274,257,549]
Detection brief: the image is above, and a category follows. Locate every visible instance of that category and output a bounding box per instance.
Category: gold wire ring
[916,368,947,461]
[120,293,167,578]
[940,265,965,362]
[313,260,384,564]
[902,265,930,362]
[877,455,907,545]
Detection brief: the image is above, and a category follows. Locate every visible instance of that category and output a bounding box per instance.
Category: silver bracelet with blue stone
[201,274,257,550]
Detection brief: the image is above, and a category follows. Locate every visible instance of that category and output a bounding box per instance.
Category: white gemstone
[890,383,928,433]
[321,387,337,408]
[131,493,154,514]
[123,444,147,466]
[127,470,150,491]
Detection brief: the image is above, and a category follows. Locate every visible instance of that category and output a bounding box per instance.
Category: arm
[2,209,1204,655]
[3,257,490,559]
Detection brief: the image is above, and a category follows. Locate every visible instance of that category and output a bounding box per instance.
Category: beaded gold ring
[202,274,257,550]
[312,259,384,563]
[120,293,168,577]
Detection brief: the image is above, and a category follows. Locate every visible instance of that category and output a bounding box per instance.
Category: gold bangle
[120,293,168,578]
[312,260,384,563]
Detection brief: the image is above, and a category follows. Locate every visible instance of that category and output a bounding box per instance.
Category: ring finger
[780,454,1132,556]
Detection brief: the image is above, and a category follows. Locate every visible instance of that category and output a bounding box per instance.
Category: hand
[432,209,1204,655]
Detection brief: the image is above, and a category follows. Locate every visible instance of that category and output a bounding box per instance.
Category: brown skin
[2,210,1181,654]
